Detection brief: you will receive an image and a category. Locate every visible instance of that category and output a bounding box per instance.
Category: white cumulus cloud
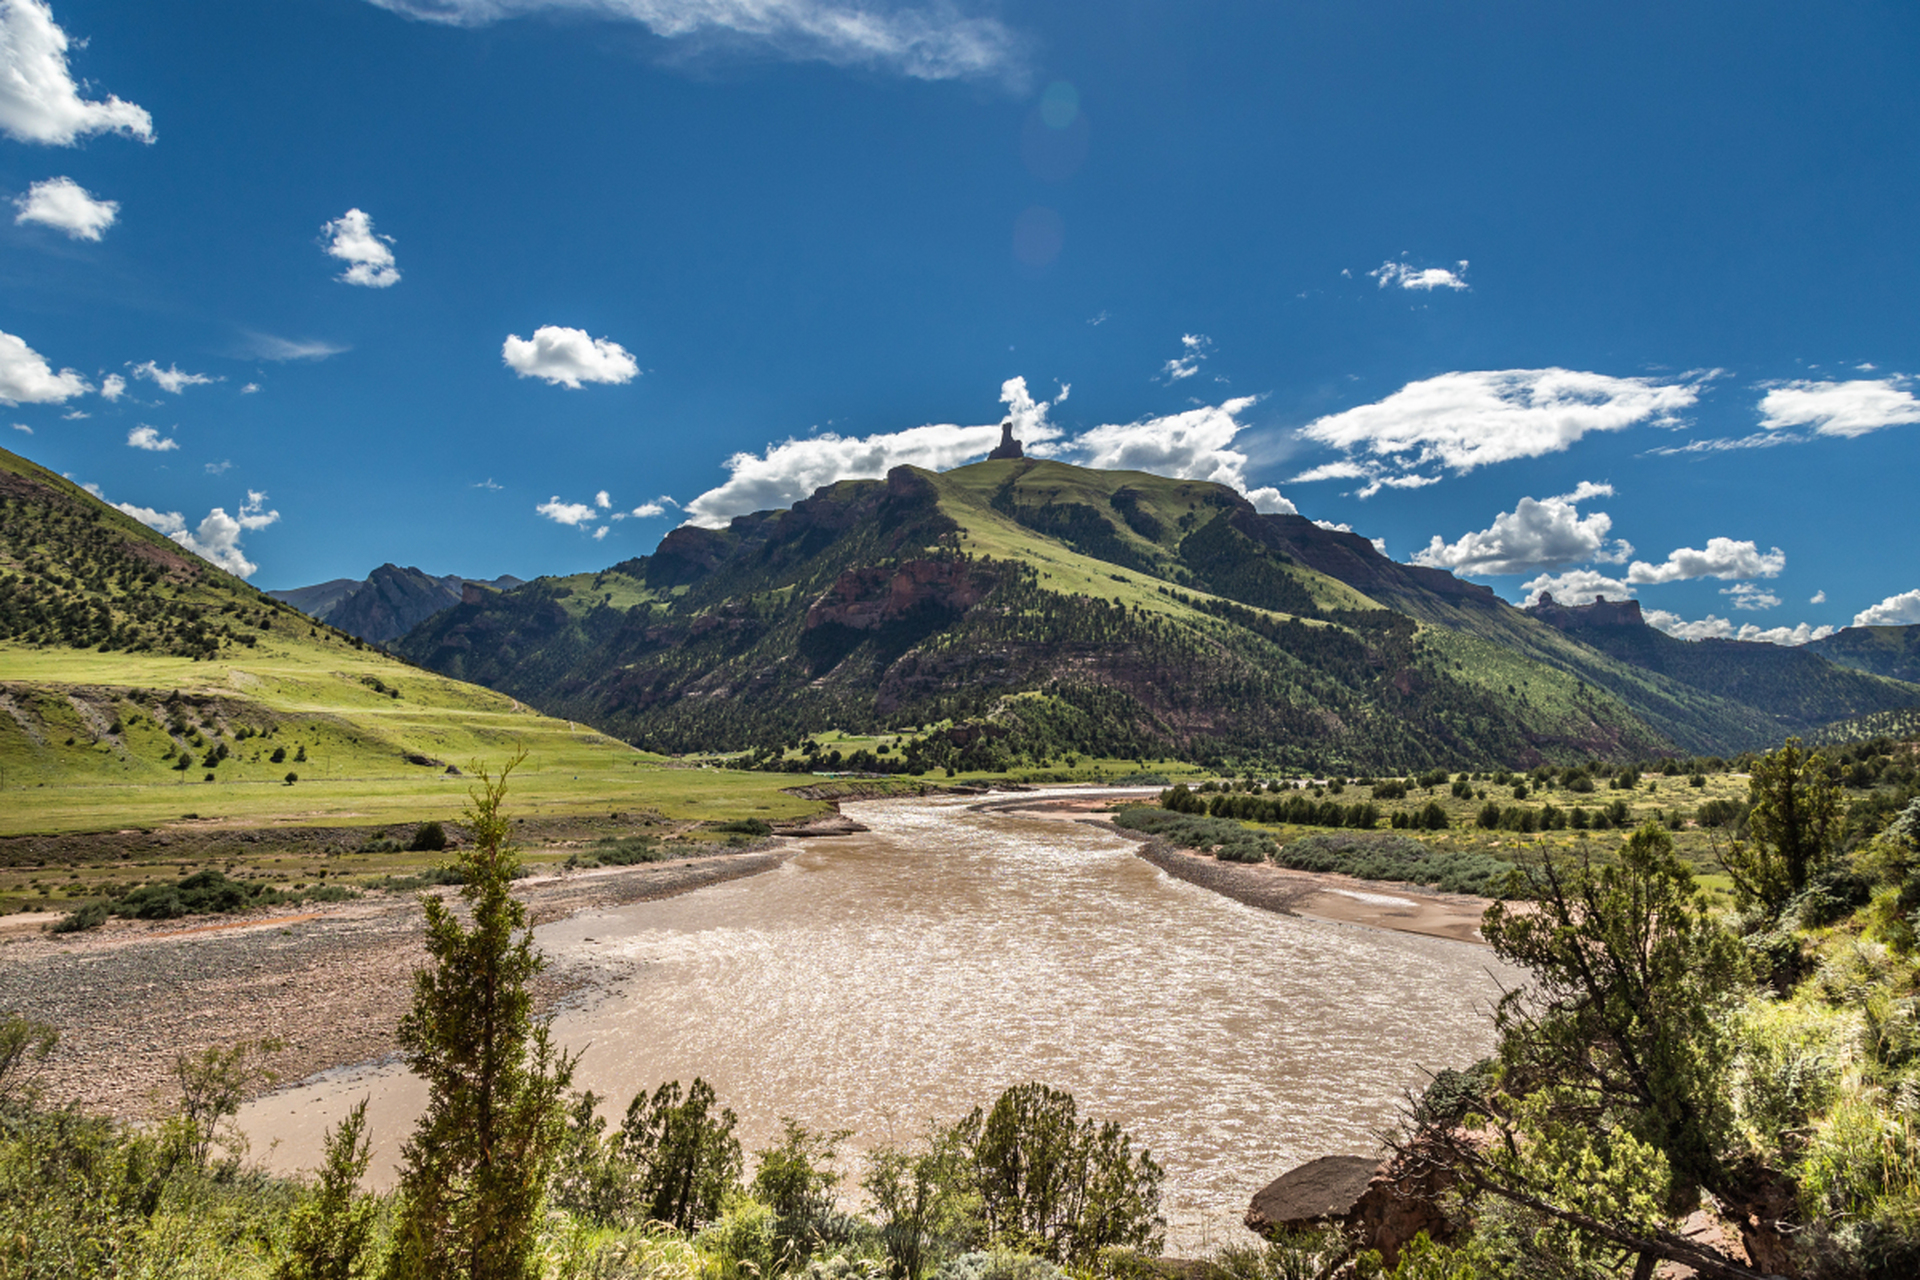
[126,424,176,452]
[0,0,153,145]
[630,500,669,518]
[365,0,1027,85]
[1295,368,1703,496]
[1855,589,1920,628]
[0,327,87,404]
[1244,487,1297,515]
[1643,609,1833,647]
[1053,396,1269,491]
[321,208,400,287]
[1626,538,1784,585]
[1757,378,1920,439]
[11,422,29,433]
[1517,569,1635,607]
[12,175,115,238]
[685,378,1065,527]
[131,360,218,395]
[682,381,1303,528]
[98,371,125,401]
[535,496,600,526]
[502,325,638,388]
[1412,482,1629,577]
[105,488,279,578]
[1370,259,1469,291]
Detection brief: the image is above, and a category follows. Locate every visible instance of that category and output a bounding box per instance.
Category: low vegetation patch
[1274,831,1518,897]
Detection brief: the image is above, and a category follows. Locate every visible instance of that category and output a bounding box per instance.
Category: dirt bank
[0,848,791,1119]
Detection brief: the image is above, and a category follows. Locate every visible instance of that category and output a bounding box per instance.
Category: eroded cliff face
[1526,592,1647,631]
[804,558,995,632]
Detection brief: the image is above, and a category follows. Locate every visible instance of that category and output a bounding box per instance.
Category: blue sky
[3,0,1918,642]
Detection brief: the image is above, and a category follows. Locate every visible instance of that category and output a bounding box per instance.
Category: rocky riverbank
[0,849,790,1118]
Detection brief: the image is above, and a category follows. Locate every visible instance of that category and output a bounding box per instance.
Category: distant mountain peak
[269,565,525,643]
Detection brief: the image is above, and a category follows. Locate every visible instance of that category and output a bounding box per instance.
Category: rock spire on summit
[987,420,1024,461]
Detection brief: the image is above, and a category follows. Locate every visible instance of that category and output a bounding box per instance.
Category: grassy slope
[0,446,822,837]
[927,460,1381,615]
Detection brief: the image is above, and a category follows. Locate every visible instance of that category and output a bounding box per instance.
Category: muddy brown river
[238,790,1518,1252]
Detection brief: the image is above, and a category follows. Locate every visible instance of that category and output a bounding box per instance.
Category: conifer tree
[1720,737,1842,913]
[385,754,574,1280]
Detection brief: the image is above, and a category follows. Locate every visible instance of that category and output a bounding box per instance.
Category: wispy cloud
[1158,333,1210,382]
[1294,368,1705,496]
[502,325,638,387]
[0,0,154,145]
[131,361,219,394]
[12,175,117,239]
[242,333,351,362]
[321,208,401,287]
[365,0,1029,86]
[1369,258,1469,291]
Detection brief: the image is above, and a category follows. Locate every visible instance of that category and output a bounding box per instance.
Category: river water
[239,789,1517,1253]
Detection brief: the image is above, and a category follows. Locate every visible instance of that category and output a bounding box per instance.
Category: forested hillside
[399,460,1677,770]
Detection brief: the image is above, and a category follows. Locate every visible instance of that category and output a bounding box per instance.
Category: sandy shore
[0,849,791,1118]
[974,791,1493,946]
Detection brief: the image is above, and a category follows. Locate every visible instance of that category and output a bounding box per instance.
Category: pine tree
[384,754,574,1280]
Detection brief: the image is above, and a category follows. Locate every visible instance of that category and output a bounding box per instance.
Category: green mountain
[0,445,733,835]
[399,459,1693,771]
[1806,624,1920,684]
[398,458,1920,767]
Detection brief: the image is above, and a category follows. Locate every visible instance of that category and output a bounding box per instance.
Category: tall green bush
[383,754,576,1280]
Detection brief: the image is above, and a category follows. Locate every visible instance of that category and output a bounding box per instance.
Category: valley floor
[4,786,1495,1130]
